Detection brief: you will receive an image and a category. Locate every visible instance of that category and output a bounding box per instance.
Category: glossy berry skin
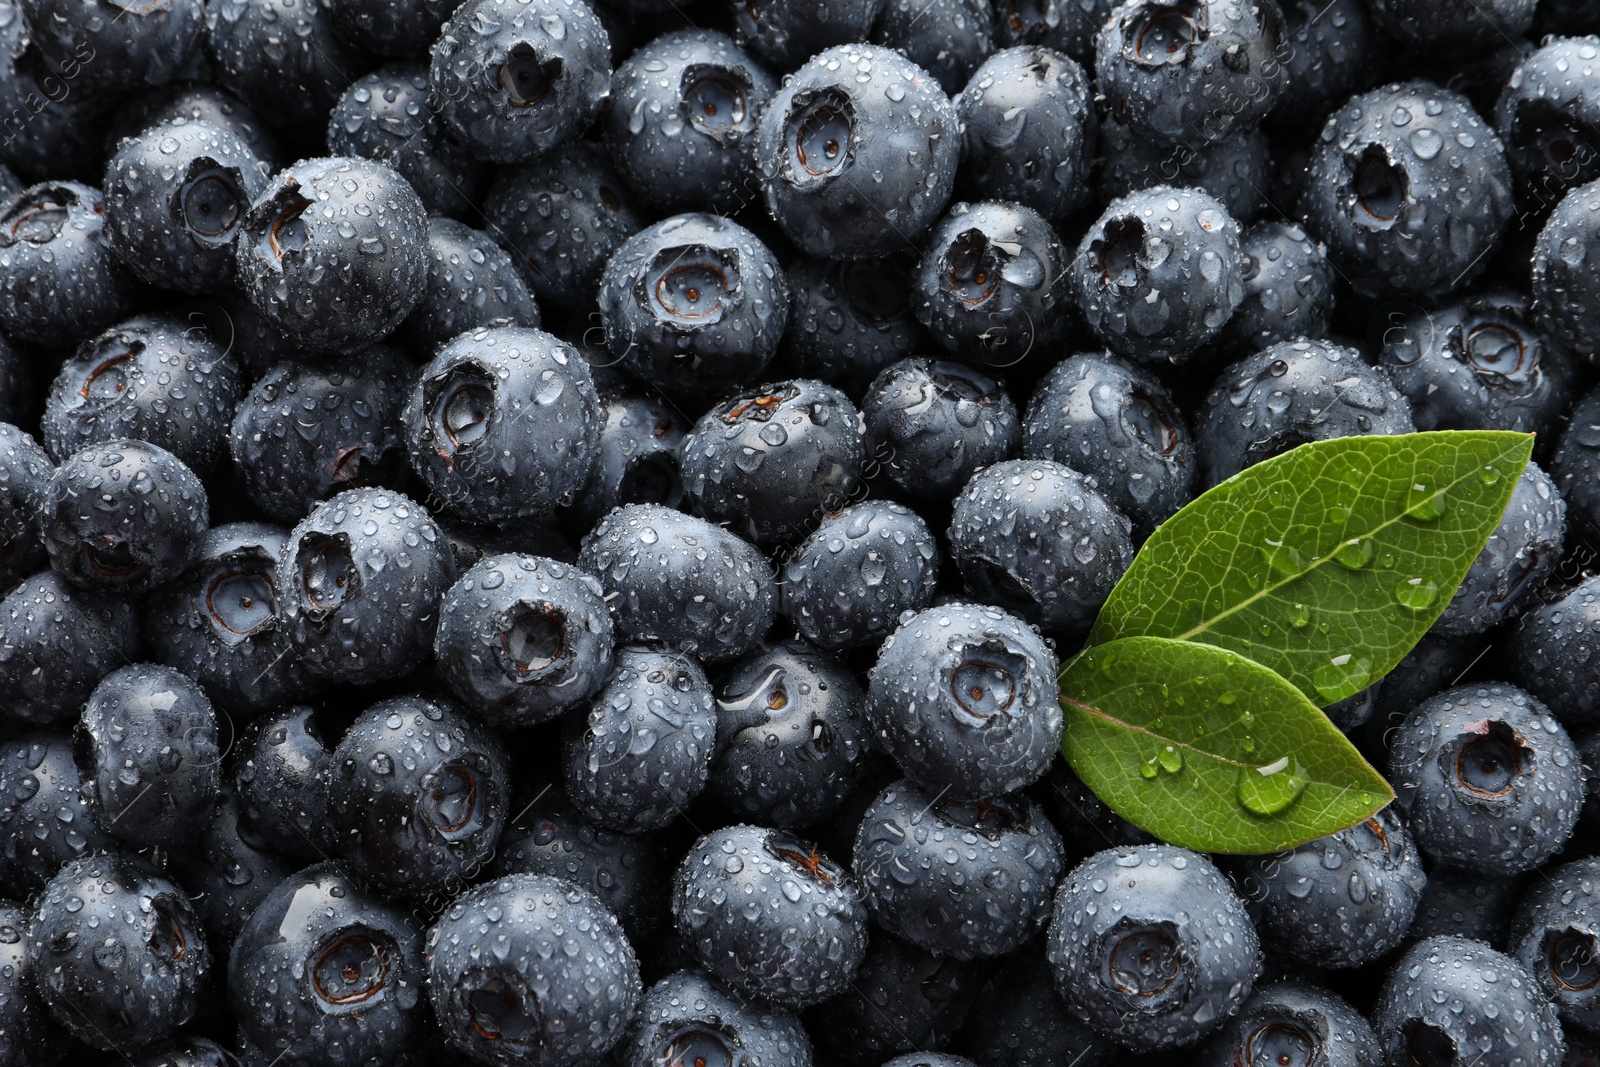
[754,43,960,260]
[867,601,1061,798]
[1509,576,1600,730]
[1380,291,1576,439]
[1535,178,1600,360]
[0,340,30,431]
[492,790,667,944]
[564,645,717,833]
[29,854,210,1051]
[1509,857,1600,1034]
[1047,844,1261,1053]
[672,823,869,1007]
[171,790,299,948]
[780,255,930,393]
[326,66,488,221]
[232,704,334,859]
[1433,462,1564,636]
[429,0,612,165]
[235,156,428,354]
[948,459,1135,636]
[43,439,208,595]
[202,0,367,138]
[781,500,940,653]
[108,82,278,167]
[621,969,813,1067]
[1391,683,1584,872]
[20,0,203,92]
[605,30,776,213]
[1195,981,1380,1067]
[482,141,643,311]
[572,392,688,527]
[1195,339,1415,486]
[681,379,862,547]
[1371,936,1564,1067]
[914,201,1072,365]
[578,504,776,663]
[955,46,1095,223]
[130,1037,244,1067]
[1098,119,1273,224]
[600,213,790,398]
[855,781,1066,960]
[324,0,457,57]
[229,350,410,525]
[1072,186,1246,363]
[862,358,1022,501]
[873,0,994,94]
[1230,805,1427,969]
[102,119,270,294]
[0,732,116,895]
[814,935,986,1066]
[1553,387,1600,534]
[80,663,221,849]
[1024,353,1196,536]
[277,489,457,685]
[0,571,141,727]
[0,899,61,1067]
[404,325,602,523]
[991,0,1112,65]
[435,553,614,729]
[42,312,244,475]
[1095,0,1286,146]
[0,182,135,348]
[957,944,1116,1067]
[710,640,871,828]
[0,424,52,594]
[732,0,884,71]
[1220,220,1336,350]
[229,863,426,1067]
[1301,81,1514,298]
[328,694,510,895]
[1365,0,1534,57]
[144,523,320,716]
[1267,0,1379,128]
[1496,38,1600,209]
[428,873,642,1067]
[400,218,541,359]
[1408,860,1525,946]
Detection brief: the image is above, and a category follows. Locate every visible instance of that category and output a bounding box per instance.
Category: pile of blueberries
[6,0,1600,1064]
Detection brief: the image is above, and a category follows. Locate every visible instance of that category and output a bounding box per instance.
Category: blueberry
[572,392,688,528]
[1095,0,1286,147]
[232,704,335,859]
[0,37,116,186]
[429,0,612,164]
[325,65,489,220]
[1229,805,1427,969]
[168,789,299,948]
[1510,576,1600,731]
[42,312,244,475]
[914,200,1073,365]
[1409,862,1526,947]
[605,30,776,213]
[43,438,209,594]
[1366,0,1535,58]
[1097,118,1273,224]
[229,862,427,1067]
[1534,177,1600,361]
[1495,38,1600,211]
[780,500,941,654]
[1368,628,1495,755]
[324,0,457,60]
[277,488,457,685]
[229,350,411,525]
[1040,760,1155,859]
[435,553,614,728]
[131,1037,245,1067]
[620,968,813,1067]
[861,357,1022,501]
[948,459,1136,636]
[955,942,1115,1067]
[867,601,1061,797]
[235,156,428,354]
[1195,980,1381,1067]
[753,43,960,260]
[107,82,279,166]
[955,47,1096,224]
[1509,857,1600,1033]
[1071,185,1246,363]
[0,732,115,896]
[0,424,52,593]
[855,781,1066,960]
[1266,0,1381,129]
[578,504,777,663]
[0,339,32,431]
[0,571,142,727]
[1391,682,1584,872]
[1378,290,1578,437]
[731,0,885,72]
[202,0,366,138]
[492,788,668,944]
[600,213,791,399]
[427,873,642,1066]
[482,140,643,312]
[399,218,541,361]
[0,899,64,1067]
[564,645,717,833]
[1023,352,1196,536]
[812,934,987,1067]
[1216,220,1337,350]
[30,854,210,1051]
[1552,387,1600,536]
[1300,81,1514,298]
[672,824,869,1006]
[328,693,510,895]
[881,1056,979,1067]
[19,0,204,93]
[1371,936,1564,1067]
[1046,844,1261,1052]
[991,0,1113,67]
[1195,339,1415,485]
[0,182,135,348]
[780,254,931,393]
[1432,461,1564,636]
[873,0,995,94]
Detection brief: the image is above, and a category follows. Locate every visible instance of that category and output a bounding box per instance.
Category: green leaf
[1060,637,1393,853]
[1087,431,1533,705]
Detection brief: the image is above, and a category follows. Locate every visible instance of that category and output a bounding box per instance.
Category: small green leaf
[1087,432,1533,705]
[1060,637,1393,853]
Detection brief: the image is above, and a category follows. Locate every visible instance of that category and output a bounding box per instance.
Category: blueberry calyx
[1452,719,1531,798]
[312,930,394,1009]
[1125,1,1202,67]
[0,187,71,247]
[499,43,562,109]
[179,162,249,245]
[682,65,751,137]
[785,90,855,185]
[1350,145,1408,229]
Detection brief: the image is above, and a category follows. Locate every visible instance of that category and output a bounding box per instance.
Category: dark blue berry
[400,218,541,360]
[232,703,335,860]
[0,424,53,594]
[572,392,688,528]
[1218,219,1336,350]
[0,182,135,348]
[0,732,116,895]
[1510,576,1600,731]
[620,968,812,1067]
[780,254,931,394]
[0,571,141,727]
[861,357,1022,501]
[1432,461,1564,636]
